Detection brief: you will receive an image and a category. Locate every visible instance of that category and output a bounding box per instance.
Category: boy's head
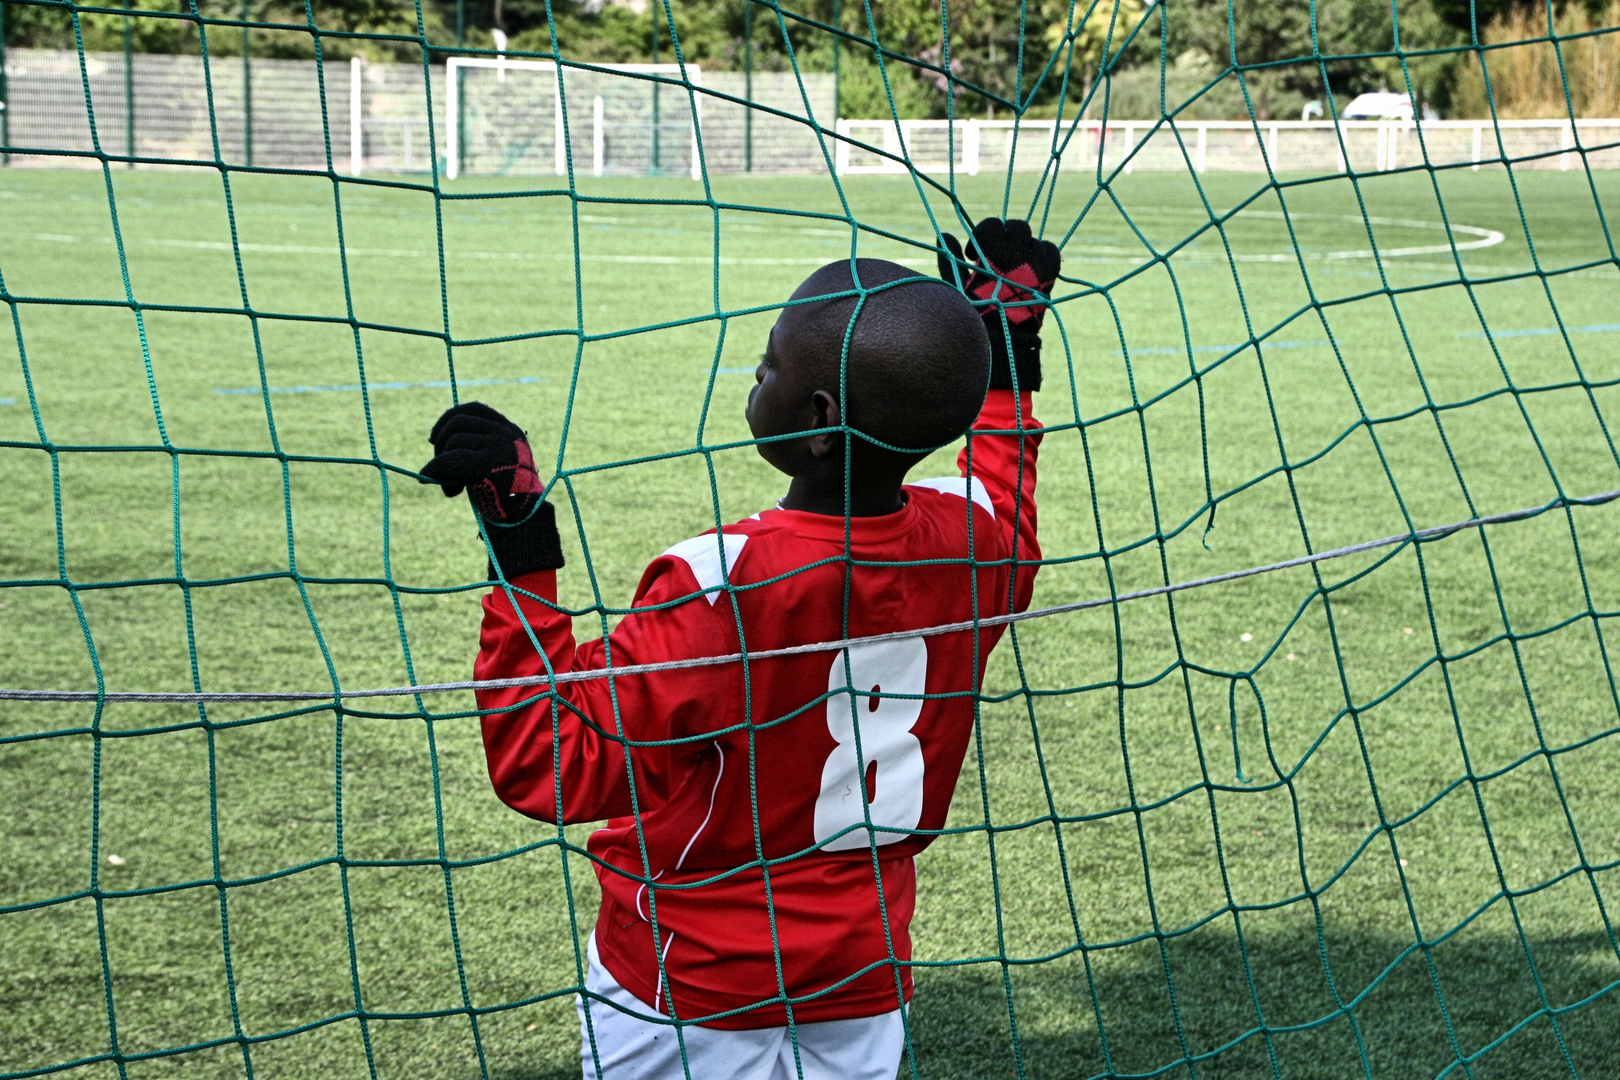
[747,258,990,479]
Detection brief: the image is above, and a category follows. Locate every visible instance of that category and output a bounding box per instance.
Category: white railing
[0,47,1609,179]
[833,118,986,175]
[440,57,702,181]
[834,117,1620,176]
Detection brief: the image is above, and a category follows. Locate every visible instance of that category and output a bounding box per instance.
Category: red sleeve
[958,389,1041,612]
[474,552,743,825]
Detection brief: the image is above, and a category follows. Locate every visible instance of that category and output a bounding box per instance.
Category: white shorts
[576,933,907,1080]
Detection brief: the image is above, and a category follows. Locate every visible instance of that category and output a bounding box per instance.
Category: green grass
[3,159,1620,1080]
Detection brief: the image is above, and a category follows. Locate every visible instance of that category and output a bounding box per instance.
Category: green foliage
[834,45,941,117]
[1170,0,1419,116]
[1431,0,1515,34]
[1074,57,1301,119]
[1448,0,1620,117]
[506,0,736,68]
[4,0,448,62]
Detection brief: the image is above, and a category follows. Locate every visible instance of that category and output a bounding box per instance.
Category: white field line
[24,211,1505,268]
[25,233,846,266]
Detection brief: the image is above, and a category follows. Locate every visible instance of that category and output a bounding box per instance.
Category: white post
[1561,120,1573,171]
[1267,122,1278,172]
[1472,121,1482,171]
[553,69,566,176]
[883,122,902,172]
[688,67,703,182]
[441,59,700,180]
[349,57,363,176]
[1335,119,1345,174]
[1196,123,1206,173]
[1388,122,1398,170]
[446,58,460,180]
[964,119,980,176]
[835,118,851,175]
[492,29,507,81]
[593,95,605,177]
[1123,122,1135,174]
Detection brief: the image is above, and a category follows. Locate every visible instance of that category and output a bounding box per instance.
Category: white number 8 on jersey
[812,638,928,852]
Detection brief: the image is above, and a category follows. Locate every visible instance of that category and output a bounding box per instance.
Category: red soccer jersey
[476,390,1040,1028]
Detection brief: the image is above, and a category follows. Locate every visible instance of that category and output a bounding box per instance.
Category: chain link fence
[4,48,1615,177]
[0,48,838,176]
[3,48,348,168]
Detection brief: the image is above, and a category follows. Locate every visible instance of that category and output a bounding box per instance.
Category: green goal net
[2,0,1619,1077]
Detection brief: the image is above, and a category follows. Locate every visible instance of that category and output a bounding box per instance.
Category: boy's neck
[780,475,908,518]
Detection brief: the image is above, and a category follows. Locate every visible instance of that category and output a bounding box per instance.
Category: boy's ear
[807,389,843,458]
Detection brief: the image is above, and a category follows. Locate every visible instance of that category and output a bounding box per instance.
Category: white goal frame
[445,58,703,180]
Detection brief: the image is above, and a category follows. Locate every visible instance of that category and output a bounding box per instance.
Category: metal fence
[3,48,1616,177]
[836,116,1620,175]
[1,48,349,168]
[354,57,837,177]
[0,48,837,176]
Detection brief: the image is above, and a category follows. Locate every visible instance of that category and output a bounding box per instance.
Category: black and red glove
[420,402,564,579]
[937,217,1061,392]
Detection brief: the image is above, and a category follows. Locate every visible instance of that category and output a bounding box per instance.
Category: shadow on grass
[5,905,1616,1080]
[905,917,1620,1080]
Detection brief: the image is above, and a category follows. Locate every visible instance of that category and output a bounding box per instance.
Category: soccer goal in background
[443,59,702,181]
[345,55,834,177]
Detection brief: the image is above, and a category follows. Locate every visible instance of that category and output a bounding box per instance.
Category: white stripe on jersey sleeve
[661,532,750,606]
[908,475,997,519]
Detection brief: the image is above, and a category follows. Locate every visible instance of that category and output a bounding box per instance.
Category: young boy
[420,219,1059,1079]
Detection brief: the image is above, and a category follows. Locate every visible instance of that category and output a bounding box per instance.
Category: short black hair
[783,258,990,453]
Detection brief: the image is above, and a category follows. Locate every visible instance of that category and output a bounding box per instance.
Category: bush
[1449,0,1620,117]
[835,48,941,118]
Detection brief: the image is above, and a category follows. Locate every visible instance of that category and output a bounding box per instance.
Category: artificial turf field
[2,161,1620,1080]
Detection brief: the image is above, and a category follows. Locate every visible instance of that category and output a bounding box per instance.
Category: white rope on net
[3,488,1615,705]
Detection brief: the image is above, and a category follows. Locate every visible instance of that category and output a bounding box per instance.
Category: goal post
[445,58,703,181]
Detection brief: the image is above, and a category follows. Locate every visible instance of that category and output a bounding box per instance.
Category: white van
[1341,91,1439,121]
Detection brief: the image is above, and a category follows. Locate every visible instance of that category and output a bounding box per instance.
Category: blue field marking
[716,367,757,375]
[0,398,14,406]
[214,376,546,397]
[1461,323,1620,340]
[1116,339,1331,356]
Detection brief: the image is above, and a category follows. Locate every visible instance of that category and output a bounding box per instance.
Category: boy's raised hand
[936,218,1062,392]
[421,401,545,521]
[421,401,564,577]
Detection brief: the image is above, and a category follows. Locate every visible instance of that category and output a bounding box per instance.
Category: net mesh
[2,0,1620,1077]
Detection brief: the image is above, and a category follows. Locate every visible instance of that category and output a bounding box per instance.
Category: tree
[8,0,444,62]
[1171,0,1465,118]
[1042,0,1152,112]
[1429,0,1514,33]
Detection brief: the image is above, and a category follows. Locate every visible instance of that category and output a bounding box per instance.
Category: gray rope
[5,488,1615,706]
